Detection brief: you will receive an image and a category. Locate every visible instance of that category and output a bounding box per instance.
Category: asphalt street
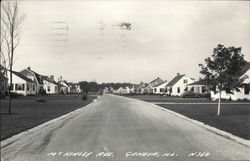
[1,94,250,161]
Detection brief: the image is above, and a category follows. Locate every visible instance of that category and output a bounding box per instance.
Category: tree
[199,44,247,115]
[1,1,25,114]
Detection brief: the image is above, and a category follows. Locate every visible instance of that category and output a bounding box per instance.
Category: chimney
[50,75,54,81]
[27,67,31,70]
[177,73,180,76]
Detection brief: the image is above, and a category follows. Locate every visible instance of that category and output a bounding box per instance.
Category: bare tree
[1,1,25,114]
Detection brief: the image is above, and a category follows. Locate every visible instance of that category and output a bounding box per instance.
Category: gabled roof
[20,68,44,85]
[148,77,164,86]
[12,71,35,83]
[186,79,206,86]
[241,62,250,74]
[42,76,58,85]
[154,80,168,88]
[166,74,185,87]
[29,69,44,85]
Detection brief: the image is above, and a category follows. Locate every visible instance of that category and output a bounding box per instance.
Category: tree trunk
[217,90,221,116]
[8,69,12,115]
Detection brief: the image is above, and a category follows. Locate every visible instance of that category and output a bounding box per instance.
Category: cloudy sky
[8,0,250,83]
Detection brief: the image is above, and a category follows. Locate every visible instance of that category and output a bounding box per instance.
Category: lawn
[124,94,250,140]
[0,94,97,140]
[125,94,250,103]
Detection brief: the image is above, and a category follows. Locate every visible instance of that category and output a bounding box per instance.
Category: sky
[3,0,250,84]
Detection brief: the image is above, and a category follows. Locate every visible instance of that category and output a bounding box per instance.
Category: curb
[149,102,250,147]
[1,97,99,149]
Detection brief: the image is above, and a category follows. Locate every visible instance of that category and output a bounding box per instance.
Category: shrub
[82,94,88,100]
[36,98,46,102]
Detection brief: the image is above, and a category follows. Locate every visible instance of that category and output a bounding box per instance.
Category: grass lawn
[158,104,250,140]
[0,94,97,141]
[125,94,250,103]
[124,94,250,140]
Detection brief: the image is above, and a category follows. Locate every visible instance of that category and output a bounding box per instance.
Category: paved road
[1,94,250,161]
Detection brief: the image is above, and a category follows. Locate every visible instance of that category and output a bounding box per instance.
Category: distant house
[58,81,70,94]
[42,75,59,94]
[166,73,195,96]
[185,80,210,94]
[145,77,164,94]
[115,86,134,94]
[67,82,81,93]
[9,71,37,96]
[211,62,250,101]
[135,82,147,94]
[20,67,44,94]
[0,73,8,98]
[152,81,168,94]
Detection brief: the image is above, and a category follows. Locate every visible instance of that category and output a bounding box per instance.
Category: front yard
[0,94,97,140]
[124,94,250,140]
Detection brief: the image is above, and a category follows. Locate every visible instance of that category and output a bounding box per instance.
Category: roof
[21,68,44,85]
[42,76,58,85]
[166,74,185,87]
[186,79,207,86]
[154,80,168,88]
[29,69,44,85]
[241,62,250,74]
[12,71,35,83]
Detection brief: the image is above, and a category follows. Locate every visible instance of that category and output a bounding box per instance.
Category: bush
[36,98,46,102]
[82,94,88,100]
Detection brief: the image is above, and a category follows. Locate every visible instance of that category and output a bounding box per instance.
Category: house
[211,62,250,101]
[8,71,37,96]
[0,73,8,98]
[185,79,210,94]
[20,67,44,94]
[67,82,81,93]
[145,77,164,94]
[166,73,195,96]
[42,75,59,94]
[58,80,70,94]
[135,82,147,94]
[152,81,168,94]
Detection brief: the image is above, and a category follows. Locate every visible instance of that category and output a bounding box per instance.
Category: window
[33,84,36,91]
[27,84,30,91]
[177,87,180,93]
[201,86,206,93]
[15,83,25,91]
[48,86,50,92]
[183,79,188,84]
[160,88,165,92]
[244,84,250,95]
[154,88,157,92]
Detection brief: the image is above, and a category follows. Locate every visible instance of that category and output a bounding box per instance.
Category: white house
[42,76,58,94]
[185,80,209,94]
[166,73,195,96]
[211,63,250,101]
[145,77,164,94]
[135,82,147,94]
[152,81,168,94]
[9,71,37,96]
[58,81,70,94]
[20,67,44,94]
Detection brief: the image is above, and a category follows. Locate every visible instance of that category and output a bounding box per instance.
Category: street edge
[149,102,250,147]
[0,96,100,148]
